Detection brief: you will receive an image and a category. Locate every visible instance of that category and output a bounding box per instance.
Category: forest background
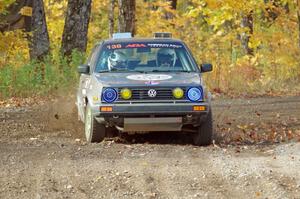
[0,0,300,99]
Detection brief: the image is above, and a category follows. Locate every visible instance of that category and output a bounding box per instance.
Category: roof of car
[101,37,185,45]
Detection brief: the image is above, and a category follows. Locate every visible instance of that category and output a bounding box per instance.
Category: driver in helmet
[156,48,176,67]
[108,50,127,70]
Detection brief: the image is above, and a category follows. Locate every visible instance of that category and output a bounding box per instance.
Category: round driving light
[121,88,132,100]
[102,88,118,103]
[173,88,184,99]
[187,87,203,102]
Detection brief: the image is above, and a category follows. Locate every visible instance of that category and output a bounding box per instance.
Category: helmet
[108,50,127,70]
[156,48,176,67]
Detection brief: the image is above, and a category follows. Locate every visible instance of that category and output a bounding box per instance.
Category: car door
[77,45,100,122]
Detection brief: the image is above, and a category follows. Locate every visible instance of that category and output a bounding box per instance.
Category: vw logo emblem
[148,89,157,98]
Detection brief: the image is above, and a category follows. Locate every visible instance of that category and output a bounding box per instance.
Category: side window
[86,45,99,66]
[90,46,100,66]
[95,50,111,72]
[86,50,94,65]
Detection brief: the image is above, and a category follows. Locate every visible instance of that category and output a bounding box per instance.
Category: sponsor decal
[126,43,147,48]
[126,74,172,81]
[107,44,122,49]
[147,44,183,48]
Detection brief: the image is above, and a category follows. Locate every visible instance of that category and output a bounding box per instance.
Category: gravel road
[0,96,299,199]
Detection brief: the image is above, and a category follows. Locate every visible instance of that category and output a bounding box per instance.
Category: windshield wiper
[177,70,192,73]
[111,68,128,72]
[97,70,110,73]
[98,69,147,73]
[150,69,191,73]
[98,68,130,73]
[134,70,148,73]
[150,69,172,72]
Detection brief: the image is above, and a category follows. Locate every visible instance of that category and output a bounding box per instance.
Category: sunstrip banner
[105,43,183,49]
[147,44,183,48]
[126,44,147,48]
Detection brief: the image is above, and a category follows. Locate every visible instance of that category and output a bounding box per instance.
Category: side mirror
[200,63,213,73]
[77,64,90,74]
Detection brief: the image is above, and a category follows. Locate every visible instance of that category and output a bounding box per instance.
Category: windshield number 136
[107,44,122,49]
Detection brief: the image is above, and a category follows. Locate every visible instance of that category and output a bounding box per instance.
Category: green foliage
[0,51,83,98]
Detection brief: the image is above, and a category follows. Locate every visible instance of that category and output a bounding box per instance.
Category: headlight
[173,88,184,99]
[102,88,118,103]
[120,88,132,100]
[187,87,203,102]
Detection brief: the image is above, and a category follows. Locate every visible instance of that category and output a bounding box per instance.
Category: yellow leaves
[205,0,220,9]
[44,0,68,55]
[136,0,179,37]
[19,6,32,17]
[186,7,201,18]
[0,0,15,13]
[248,37,261,50]
[0,1,29,67]
[0,30,29,67]
[205,8,235,31]
[185,1,206,18]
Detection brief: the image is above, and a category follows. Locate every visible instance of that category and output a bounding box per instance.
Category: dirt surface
[0,96,300,199]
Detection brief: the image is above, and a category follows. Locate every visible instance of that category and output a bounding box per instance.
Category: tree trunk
[109,0,115,38]
[264,0,289,24]
[61,0,92,57]
[29,0,50,60]
[165,0,177,19]
[117,0,136,36]
[169,0,177,10]
[240,12,254,55]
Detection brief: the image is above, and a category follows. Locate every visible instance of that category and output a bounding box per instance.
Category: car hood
[94,72,201,87]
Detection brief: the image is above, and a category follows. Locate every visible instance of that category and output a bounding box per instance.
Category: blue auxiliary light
[102,88,118,103]
[187,87,203,102]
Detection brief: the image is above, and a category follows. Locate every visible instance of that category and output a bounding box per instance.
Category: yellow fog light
[120,88,132,100]
[92,96,99,102]
[173,88,184,99]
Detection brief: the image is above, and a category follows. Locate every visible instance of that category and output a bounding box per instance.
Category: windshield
[95,42,197,73]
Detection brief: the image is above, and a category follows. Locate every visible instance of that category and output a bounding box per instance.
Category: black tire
[192,109,213,146]
[85,105,106,143]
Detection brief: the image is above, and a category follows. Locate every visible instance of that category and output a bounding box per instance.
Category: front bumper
[92,102,210,132]
[96,103,210,117]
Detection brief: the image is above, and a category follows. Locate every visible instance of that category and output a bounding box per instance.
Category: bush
[0,51,84,99]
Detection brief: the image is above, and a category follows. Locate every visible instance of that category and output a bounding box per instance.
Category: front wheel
[192,110,213,146]
[85,105,106,143]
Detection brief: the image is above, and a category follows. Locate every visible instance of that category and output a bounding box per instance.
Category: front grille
[117,87,187,101]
